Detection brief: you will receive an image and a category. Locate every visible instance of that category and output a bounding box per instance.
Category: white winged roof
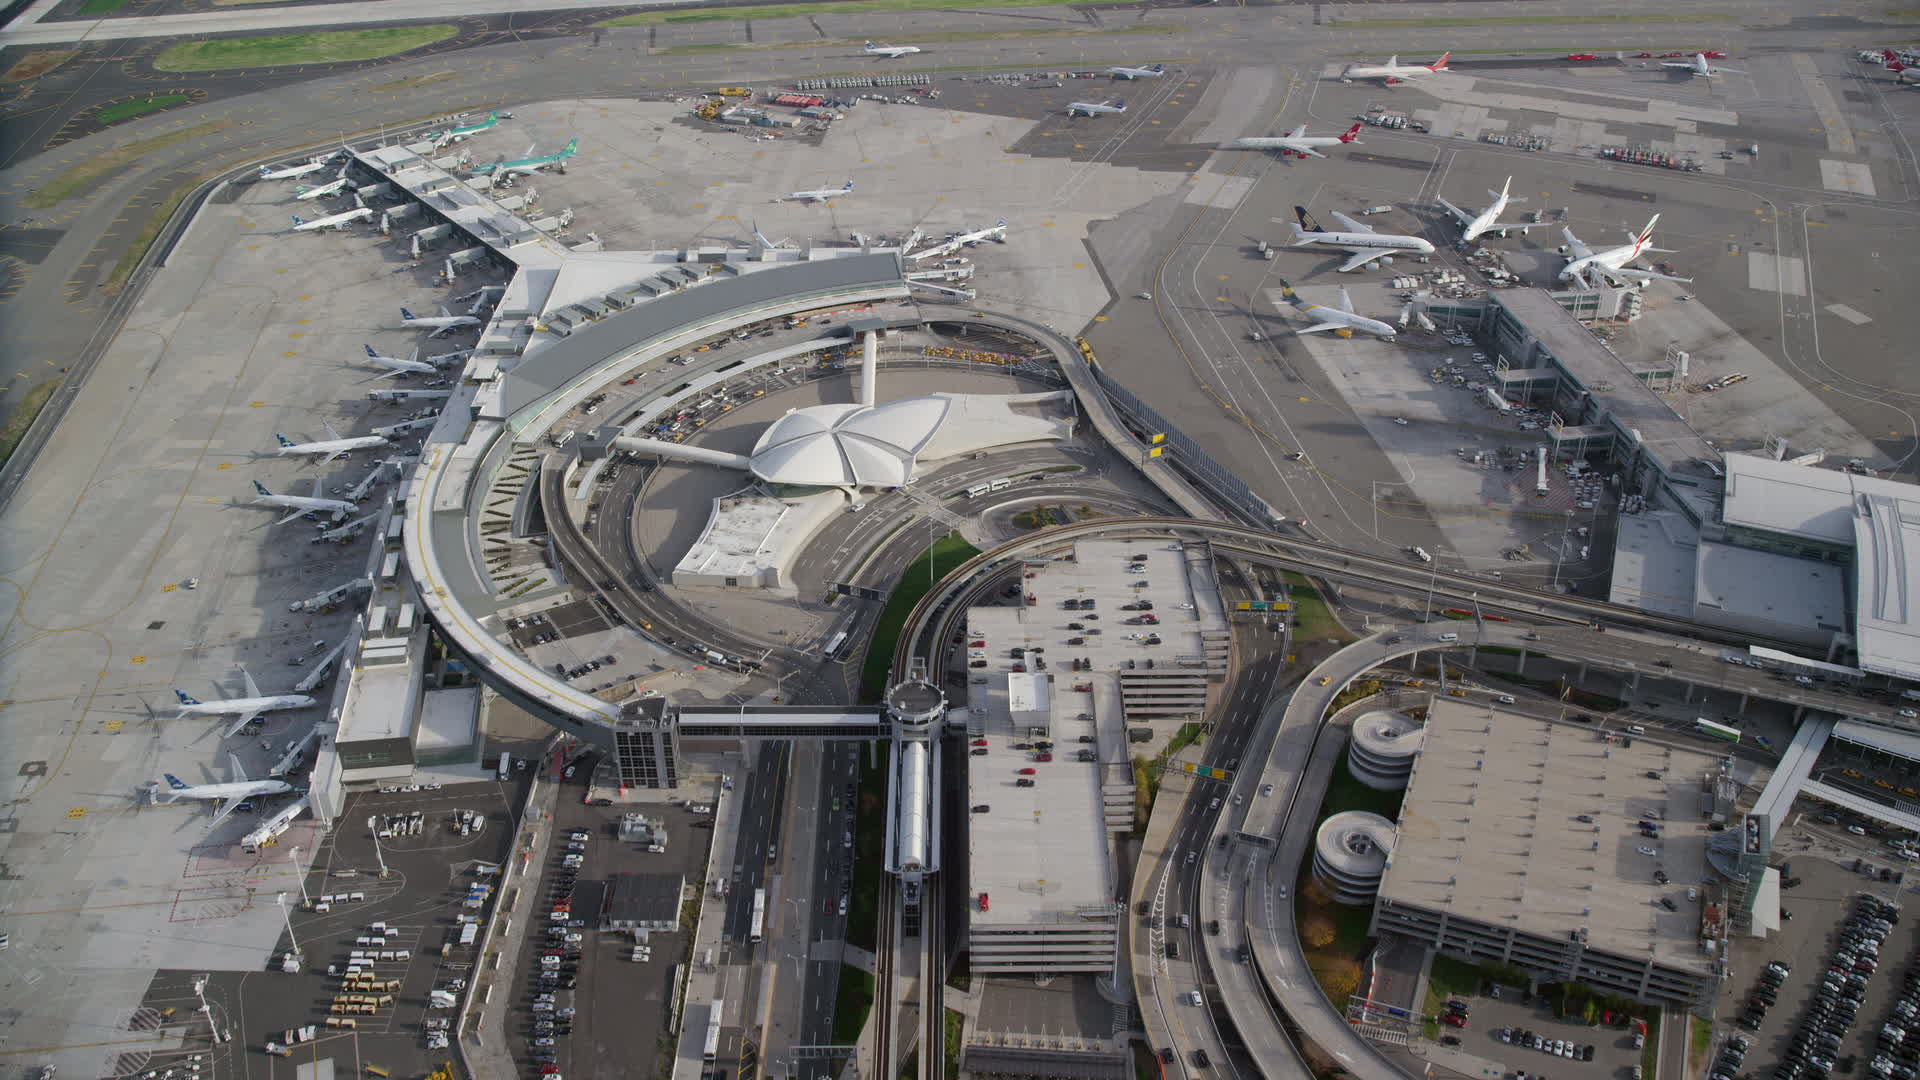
[748,397,951,487]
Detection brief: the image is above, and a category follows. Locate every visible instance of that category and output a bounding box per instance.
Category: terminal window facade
[615,727,679,789]
[335,737,415,771]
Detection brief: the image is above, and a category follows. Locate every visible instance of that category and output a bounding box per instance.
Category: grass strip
[1330,13,1732,27]
[2,50,76,83]
[0,380,60,467]
[831,964,874,1045]
[1283,571,1355,645]
[24,120,227,209]
[153,26,457,72]
[96,94,189,125]
[1642,1014,1662,1078]
[77,0,131,13]
[103,179,195,295]
[846,748,886,950]
[607,0,1147,25]
[858,531,981,701]
[659,24,1169,55]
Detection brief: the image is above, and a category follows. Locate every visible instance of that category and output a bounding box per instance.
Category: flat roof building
[1370,698,1725,1010]
[601,872,685,936]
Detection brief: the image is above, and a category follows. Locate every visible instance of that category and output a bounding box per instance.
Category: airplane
[1662,52,1744,77]
[1558,215,1693,288]
[290,207,374,233]
[252,479,356,526]
[783,180,853,203]
[1436,176,1536,244]
[1341,52,1451,83]
[1224,123,1362,158]
[1886,58,1920,86]
[1067,99,1128,117]
[151,753,296,824]
[864,41,921,58]
[259,155,335,181]
[273,424,391,463]
[1109,63,1166,80]
[175,668,318,739]
[909,218,1008,261]
[292,175,351,201]
[431,111,500,148]
[1288,206,1435,272]
[470,138,579,177]
[399,306,482,338]
[1270,279,1397,340]
[359,344,440,378]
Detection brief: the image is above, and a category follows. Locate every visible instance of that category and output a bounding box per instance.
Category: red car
[1567,53,1598,61]
[1661,51,1688,58]
[1704,50,1728,58]
[1034,753,1054,762]
[1018,768,1037,775]
[1441,1013,1469,1029]
[1635,52,1654,58]
[971,738,988,746]
[978,892,990,912]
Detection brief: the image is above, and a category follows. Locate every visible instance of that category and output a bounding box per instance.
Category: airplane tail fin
[561,138,578,155]
[843,180,854,191]
[174,690,201,707]
[365,344,379,358]
[1338,123,1362,143]
[1293,206,1325,233]
[253,480,273,497]
[163,773,189,790]
[400,307,417,321]
[995,218,1006,228]
[259,166,272,178]
[1634,214,1661,248]
[291,216,304,227]
[1429,52,1451,71]
[276,434,295,447]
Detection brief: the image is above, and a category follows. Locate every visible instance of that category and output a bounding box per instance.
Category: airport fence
[1089,365,1280,529]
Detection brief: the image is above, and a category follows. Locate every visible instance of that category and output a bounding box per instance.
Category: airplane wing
[1337,288,1358,314]
[1329,210,1373,233]
[223,708,263,739]
[229,752,250,784]
[1435,196,1469,225]
[320,448,348,464]
[1283,124,1307,139]
[1484,220,1537,232]
[210,797,243,825]
[274,507,306,527]
[324,422,343,441]
[1298,319,1346,335]
[1336,248,1395,273]
[1608,267,1694,285]
[1287,143,1328,159]
[1561,228,1594,261]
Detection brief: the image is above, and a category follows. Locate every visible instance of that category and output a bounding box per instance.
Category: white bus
[496,752,511,781]
[749,888,766,945]
[824,630,849,661]
[703,1001,723,1062]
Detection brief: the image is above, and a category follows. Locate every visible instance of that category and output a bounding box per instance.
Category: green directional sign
[1177,762,1229,781]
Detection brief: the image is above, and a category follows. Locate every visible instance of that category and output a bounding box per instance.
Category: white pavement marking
[1791,53,1856,154]
[1823,303,1873,326]
[1746,252,1807,296]
[1818,159,1877,197]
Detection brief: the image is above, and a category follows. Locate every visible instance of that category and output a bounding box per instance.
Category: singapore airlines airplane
[783,180,854,203]
[290,207,373,233]
[1269,279,1398,340]
[292,175,351,201]
[400,306,481,337]
[1224,123,1362,158]
[1289,207,1435,272]
[1341,53,1451,83]
[1109,63,1165,80]
[1067,99,1128,117]
[1436,177,1536,244]
[359,344,439,378]
[252,479,356,525]
[259,155,335,181]
[151,753,296,824]
[175,668,318,738]
[1662,52,1743,77]
[273,424,391,463]
[1558,215,1692,288]
[864,41,921,58]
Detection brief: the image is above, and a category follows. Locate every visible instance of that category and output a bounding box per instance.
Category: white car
[1849,826,1869,836]
[1393,417,1410,426]
[1186,990,1203,1006]
[1637,846,1659,856]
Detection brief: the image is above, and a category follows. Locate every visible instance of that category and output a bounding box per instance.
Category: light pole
[289,845,309,906]
[278,891,300,958]
[367,815,389,877]
[1551,509,1575,592]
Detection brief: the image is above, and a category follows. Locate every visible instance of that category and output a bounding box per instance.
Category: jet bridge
[290,577,372,615]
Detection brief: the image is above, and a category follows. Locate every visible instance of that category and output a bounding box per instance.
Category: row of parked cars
[1867,900,1920,1080]
[1494,1026,1597,1061]
[526,830,596,1074]
[1772,896,1902,1080]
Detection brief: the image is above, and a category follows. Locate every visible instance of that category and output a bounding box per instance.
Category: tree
[1302,877,1335,907]
[1301,913,1338,949]
[1316,957,1363,1004]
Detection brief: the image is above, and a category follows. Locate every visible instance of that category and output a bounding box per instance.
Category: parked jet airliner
[174,669,317,738]
[152,753,295,823]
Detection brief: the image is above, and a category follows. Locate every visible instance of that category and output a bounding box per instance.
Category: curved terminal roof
[749,396,950,487]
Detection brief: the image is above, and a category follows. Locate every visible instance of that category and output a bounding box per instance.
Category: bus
[823,631,849,662]
[1695,718,1742,743]
[496,752,511,781]
[703,1001,723,1062]
[749,888,766,944]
